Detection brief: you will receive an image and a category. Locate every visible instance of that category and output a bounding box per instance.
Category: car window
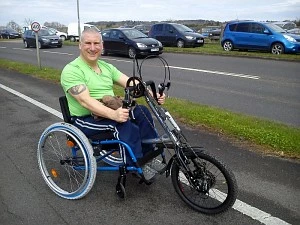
[250,23,265,34]
[38,29,51,36]
[101,30,110,38]
[173,24,193,32]
[165,24,173,32]
[123,29,147,38]
[154,24,163,32]
[236,23,250,32]
[110,30,120,39]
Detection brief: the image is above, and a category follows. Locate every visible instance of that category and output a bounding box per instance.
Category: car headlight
[157,41,162,47]
[41,38,49,42]
[185,35,195,40]
[283,35,296,42]
[136,43,147,48]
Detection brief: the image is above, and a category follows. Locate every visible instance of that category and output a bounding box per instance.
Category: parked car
[23,29,63,49]
[132,24,151,35]
[272,21,297,31]
[47,27,68,41]
[0,28,21,39]
[287,28,300,35]
[101,28,163,58]
[221,20,300,54]
[208,29,221,40]
[148,23,204,48]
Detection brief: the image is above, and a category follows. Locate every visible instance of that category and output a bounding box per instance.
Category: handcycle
[37,56,238,214]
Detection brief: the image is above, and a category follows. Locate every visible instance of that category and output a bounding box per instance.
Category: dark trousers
[73,105,158,163]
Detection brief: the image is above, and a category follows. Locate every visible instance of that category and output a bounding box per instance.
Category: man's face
[79,32,103,63]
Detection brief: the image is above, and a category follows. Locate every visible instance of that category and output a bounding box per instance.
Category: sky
[1,0,300,27]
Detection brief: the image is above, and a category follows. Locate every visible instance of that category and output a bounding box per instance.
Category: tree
[43,22,66,29]
[6,21,21,32]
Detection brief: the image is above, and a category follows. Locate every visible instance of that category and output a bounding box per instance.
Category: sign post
[31,22,41,69]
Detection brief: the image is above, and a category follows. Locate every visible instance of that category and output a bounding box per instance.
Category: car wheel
[177,39,185,48]
[24,41,29,48]
[70,37,76,42]
[128,47,136,59]
[271,43,284,54]
[60,35,66,41]
[223,40,234,51]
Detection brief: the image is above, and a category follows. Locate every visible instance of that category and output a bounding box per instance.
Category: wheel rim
[24,41,28,48]
[128,48,136,58]
[38,127,92,198]
[177,40,184,48]
[272,44,283,54]
[223,41,232,51]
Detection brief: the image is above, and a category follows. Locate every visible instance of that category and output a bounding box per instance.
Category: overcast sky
[1,0,300,27]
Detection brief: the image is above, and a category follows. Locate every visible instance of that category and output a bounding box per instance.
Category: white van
[67,23,100,41]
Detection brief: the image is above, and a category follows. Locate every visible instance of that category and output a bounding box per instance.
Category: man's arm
[68,84,129,122]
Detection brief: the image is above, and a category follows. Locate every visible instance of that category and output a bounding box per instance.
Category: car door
[233,22,251,48]
[109,30,127,54]
[164,24,177,46]
[151,24,164,44]
[248,23,270,50]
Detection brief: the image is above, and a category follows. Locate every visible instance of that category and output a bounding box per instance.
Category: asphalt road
[0,40,300,127]
[0,68,299,224]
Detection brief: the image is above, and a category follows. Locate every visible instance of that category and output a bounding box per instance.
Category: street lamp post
[77,0,81,40]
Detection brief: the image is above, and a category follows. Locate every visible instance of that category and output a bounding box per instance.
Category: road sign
[31,22,41,32]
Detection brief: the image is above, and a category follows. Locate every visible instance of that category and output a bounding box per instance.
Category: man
[61,28,166,181]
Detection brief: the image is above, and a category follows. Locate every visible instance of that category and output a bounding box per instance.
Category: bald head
[80,28,102,43]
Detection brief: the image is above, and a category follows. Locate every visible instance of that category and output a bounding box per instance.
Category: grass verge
[0,58,299,159]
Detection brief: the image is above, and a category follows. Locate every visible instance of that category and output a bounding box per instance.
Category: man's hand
[157,92,166,105]
[112,107,130,123]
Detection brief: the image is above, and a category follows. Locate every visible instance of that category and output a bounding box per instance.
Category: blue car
[221,21,300,54]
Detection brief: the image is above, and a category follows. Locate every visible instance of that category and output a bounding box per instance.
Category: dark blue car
[221,21,300,54]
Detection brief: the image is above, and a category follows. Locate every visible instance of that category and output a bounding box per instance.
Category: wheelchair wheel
[37,122,97,199]
[171,148,237,214]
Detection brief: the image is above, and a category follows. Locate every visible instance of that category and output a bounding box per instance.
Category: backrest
[59,96,72,123]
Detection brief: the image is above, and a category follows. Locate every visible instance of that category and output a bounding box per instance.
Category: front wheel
[177,39,185,48]
[171,148,237,214]
[128,47,136,59]
[271,43,284,54]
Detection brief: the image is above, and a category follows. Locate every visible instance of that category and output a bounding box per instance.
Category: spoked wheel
[37,122,97,199]
[171,148,238,214]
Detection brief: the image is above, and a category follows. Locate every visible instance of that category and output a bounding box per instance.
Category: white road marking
[42,50,73,55]
[169,65,260,79]
[12,48,33,51]
[0,82,290,225]
[103,58,260,80]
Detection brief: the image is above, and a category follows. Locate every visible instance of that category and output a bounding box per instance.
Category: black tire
[222,40,234,51]
[70,36,76,42]
[177,39,185,48]
[271,43,284,54]
[171,148,238,214]
[128,47,136,59]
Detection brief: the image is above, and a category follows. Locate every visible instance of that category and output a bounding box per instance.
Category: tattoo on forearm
[69,84,87,95]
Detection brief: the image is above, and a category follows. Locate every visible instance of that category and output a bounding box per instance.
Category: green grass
[63,40,300,61]
[0,58,299,160]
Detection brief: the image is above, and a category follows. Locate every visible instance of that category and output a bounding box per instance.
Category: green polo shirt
[61,57,122,116]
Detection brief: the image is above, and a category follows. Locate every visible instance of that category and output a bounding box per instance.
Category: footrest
[137,148,163,166]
